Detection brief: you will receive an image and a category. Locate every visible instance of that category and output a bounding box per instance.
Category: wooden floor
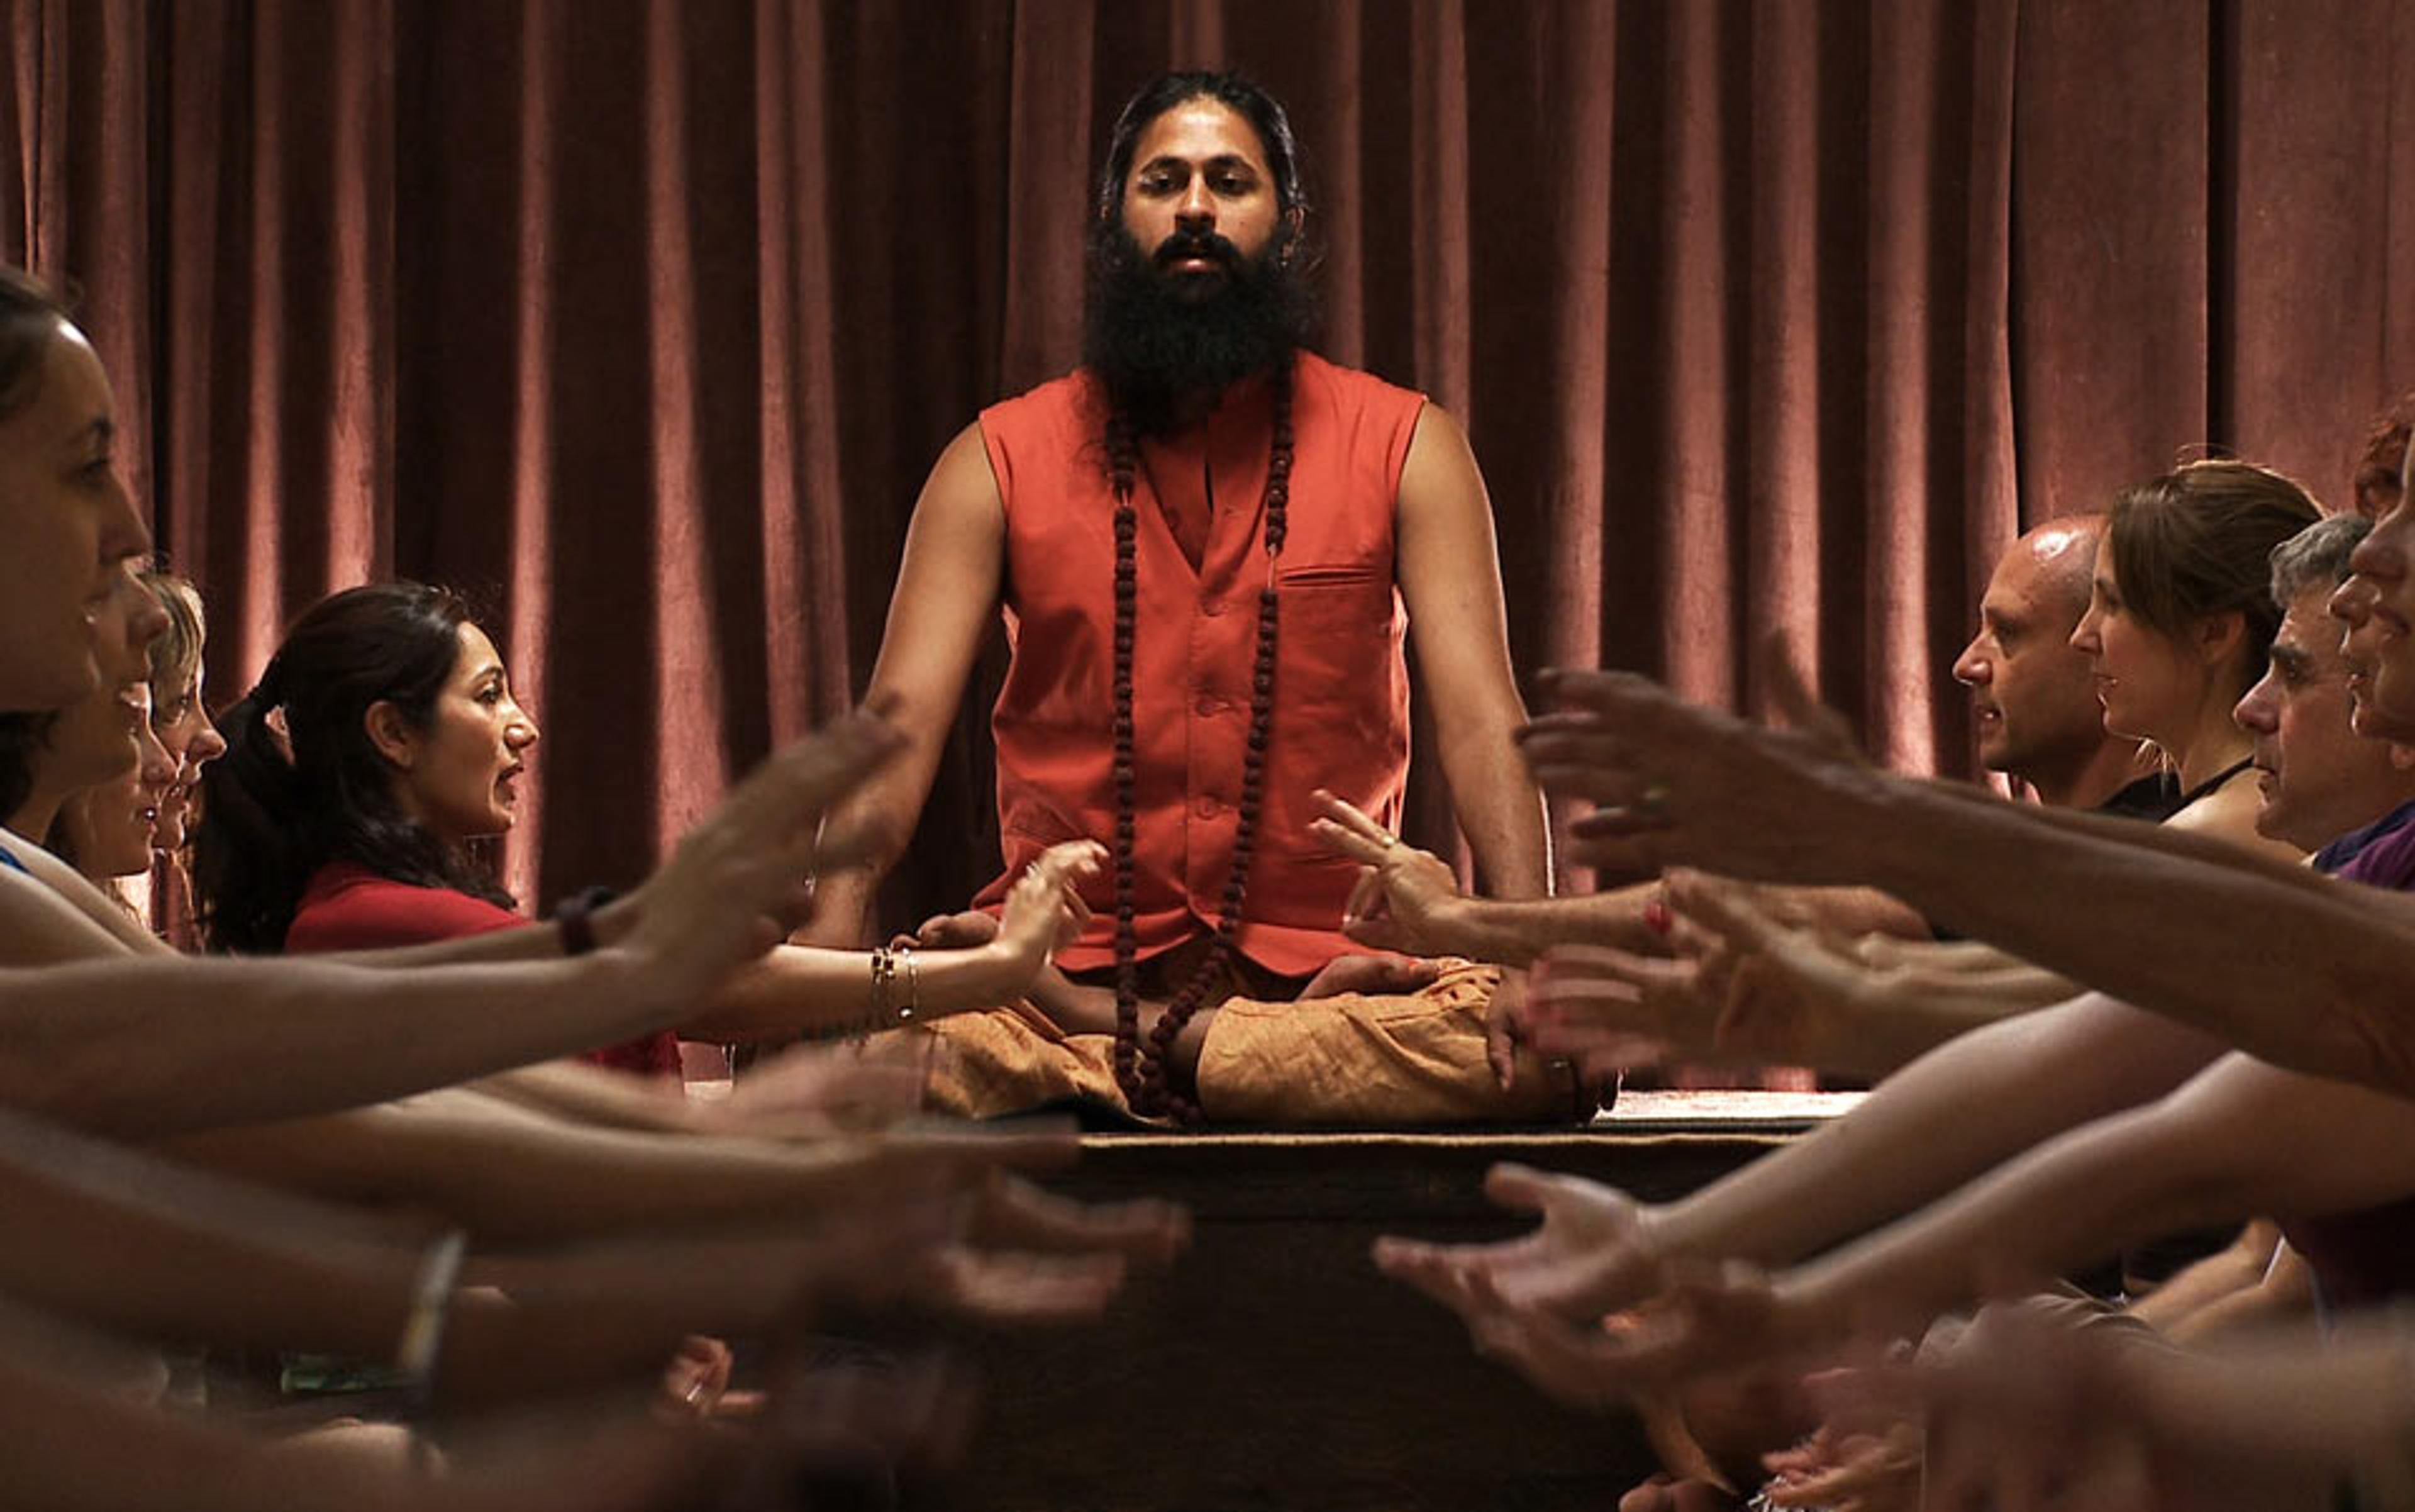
[913,1096,1854,1511]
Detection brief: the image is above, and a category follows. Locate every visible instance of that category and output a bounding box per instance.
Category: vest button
[1195,794,1223,818]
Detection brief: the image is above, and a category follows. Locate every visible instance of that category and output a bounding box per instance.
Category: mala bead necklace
[1104,359,1294,1123]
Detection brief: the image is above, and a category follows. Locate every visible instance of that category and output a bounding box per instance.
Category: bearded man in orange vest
[806,72,1572,1124]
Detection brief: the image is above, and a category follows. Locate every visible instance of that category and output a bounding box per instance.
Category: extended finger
[1034,840,1108,885]
[1311,787,1399,847]
[1565,831,1665,882]
[927,1246,1128,1326]
[1538,943,1697,994]
[1663,870,1788,952]
[1518,737,1645,795]
[974,1172,1191,1264]
[1530,1010,1672,1057]
[1371,1238,1491,1317]
[863,1123,1084,1184]
[1311,816,1396,867]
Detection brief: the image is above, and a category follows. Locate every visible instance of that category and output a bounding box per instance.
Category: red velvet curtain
[6,0,2413,927]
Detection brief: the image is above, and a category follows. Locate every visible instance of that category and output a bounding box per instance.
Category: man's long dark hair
[193,582,516,953]
[1080,71,1319,436]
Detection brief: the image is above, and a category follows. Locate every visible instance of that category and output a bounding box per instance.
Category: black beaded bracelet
[554,885,619,957]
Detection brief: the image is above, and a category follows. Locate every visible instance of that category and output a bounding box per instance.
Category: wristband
[555,885,618,957]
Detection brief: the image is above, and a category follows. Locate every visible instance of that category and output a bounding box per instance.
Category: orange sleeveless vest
[973,352,1425,977]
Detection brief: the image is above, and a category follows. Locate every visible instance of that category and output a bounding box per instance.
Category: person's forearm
[684,939,1036,1042]
[1427,884,1662,965]
[1833,964,2079,1077]
[0,1103,782,1408]
[0,1102,426,1359]
[461,1065,692,1131]
[1777,1108,2248,1346]
[791,672,964,950]
[1783,1063,2415,1347]
[1852,777,2415,1091]
[792,863,881,948]
[1652,994,2220,1267]
[1438,726,1552,901]
[0,949,686,1137]
[2124,1322,2415,1486]
[0,1302,701,1512]
[157,1094,945,1243]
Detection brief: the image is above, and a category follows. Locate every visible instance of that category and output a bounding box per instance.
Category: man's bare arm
[799,424,1009,945]
[0,1098,991,1410]
[1773,1054,2415,1348]
[1531,665,2415,1095]
[1372,992,2225,1326]
[152,1089,1074,1244]
[0,713,902,1135]
[1395,406,1550,899]
[1,952,695,1137]
[1651,992,2224,1267]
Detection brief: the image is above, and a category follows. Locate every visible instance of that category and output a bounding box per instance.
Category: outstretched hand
[1663,869,1884,1069]
[1518,640,1882,885]
[1374,1162,1668,1321]
[1384,1250,1805,1415]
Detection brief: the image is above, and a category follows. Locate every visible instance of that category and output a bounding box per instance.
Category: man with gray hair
[2239,513,2415,864]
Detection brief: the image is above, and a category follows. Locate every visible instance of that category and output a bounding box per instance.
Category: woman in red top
[195,582,1097,1079]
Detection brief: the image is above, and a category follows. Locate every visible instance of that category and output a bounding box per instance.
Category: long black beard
[1080,223,1316,438]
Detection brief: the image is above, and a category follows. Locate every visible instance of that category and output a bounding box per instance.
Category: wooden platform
[917,1094,1857,1511]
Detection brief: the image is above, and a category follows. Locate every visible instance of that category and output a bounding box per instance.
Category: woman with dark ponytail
[196,582,1103,1080]
[192,583,697,1072]
[198,586,519,942]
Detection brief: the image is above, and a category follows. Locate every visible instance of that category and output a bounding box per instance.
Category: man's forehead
[2279,590,2348,664]
[1130,99,1271,172]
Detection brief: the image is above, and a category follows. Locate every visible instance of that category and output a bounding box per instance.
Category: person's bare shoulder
[2162,780,2302,866]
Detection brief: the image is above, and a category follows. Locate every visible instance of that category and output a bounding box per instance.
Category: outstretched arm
[798,423,1008,946]
[1375,989,2223,1322]
[152,1089,1083,1244]
[1527,661,2415,1094]
[0,712,901,1137]
[1919,1296,2415,1507]
[1396,406,1550,899]
[0,1294,710,1512]
[1768,1054,2415,1354]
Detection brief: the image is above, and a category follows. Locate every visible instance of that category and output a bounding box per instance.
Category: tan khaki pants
[913,961,1584,1126]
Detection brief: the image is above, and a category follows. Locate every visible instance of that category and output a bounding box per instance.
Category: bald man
[1953,515,2167,816]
